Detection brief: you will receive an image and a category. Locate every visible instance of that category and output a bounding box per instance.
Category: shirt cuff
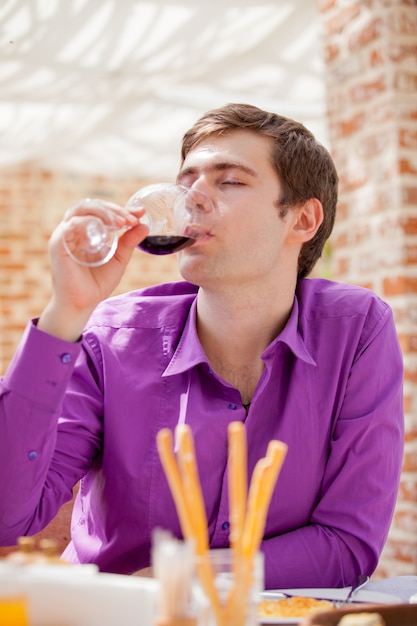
[2,319,82,406]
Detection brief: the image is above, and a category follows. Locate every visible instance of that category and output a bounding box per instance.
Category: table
[366,575,417,603]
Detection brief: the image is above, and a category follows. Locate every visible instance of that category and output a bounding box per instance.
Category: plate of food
[259,592,335,623]
[258,589,402,624]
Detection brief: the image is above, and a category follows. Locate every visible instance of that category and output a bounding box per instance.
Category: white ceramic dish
[0,563,158,626]
[258,588,402,624]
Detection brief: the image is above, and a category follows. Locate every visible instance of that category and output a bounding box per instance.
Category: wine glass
[62,182,215,267]
[61,198,120,267]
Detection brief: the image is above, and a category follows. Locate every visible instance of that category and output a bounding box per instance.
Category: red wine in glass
[138,235,195,255]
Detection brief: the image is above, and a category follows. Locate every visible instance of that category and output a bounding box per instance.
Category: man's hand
[38,198,149,341]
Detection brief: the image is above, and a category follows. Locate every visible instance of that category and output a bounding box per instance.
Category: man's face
[176,129,298,289]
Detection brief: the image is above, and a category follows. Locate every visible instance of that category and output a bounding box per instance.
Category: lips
[183,224,212,240]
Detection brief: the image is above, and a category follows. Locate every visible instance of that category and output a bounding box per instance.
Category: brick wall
[319,0,417,576]
[0,164,181,372]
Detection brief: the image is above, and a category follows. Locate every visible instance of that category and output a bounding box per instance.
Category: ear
[287,198,323,243]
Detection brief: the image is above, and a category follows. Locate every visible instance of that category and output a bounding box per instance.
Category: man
[0,104,404,588]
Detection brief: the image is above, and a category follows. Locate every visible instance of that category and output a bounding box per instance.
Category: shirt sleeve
[262,305,404,589]
[0,321,82,544]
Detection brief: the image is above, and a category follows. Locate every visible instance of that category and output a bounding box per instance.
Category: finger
[64,198,142,229]
[64,198,120,219]
[112,224,149,266]
[118,222,149,247]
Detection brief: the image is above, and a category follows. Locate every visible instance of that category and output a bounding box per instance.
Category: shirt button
[228,403,238,410]
[60,353,72,364]
[27,450,37,461]
[221,521,230,531]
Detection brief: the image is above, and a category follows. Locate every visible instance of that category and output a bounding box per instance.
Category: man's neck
[194,280,296,405]
[196,279,296,367]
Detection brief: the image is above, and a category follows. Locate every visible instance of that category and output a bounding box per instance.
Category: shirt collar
[162,298,208,377]
[262,295,317,366]
[162,292,316,378]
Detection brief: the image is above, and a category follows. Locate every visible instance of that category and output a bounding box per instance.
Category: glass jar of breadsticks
[156,421,287,626]
[192,548,264,626]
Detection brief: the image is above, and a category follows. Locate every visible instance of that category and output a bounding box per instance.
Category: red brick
[401,107,417,122]
[353,224,371,244]
[405,245,417,265]
[405,420,417,442]
[403,395,412,413]
[399,477,417,501]
[332,232,348,248]
[333,256,349,276]
[348,18,384,52]
[404,366,417,383]
[40,170,53,182]
[347,192,379,214]
[403,449,417,472]
[395,72,417,93]
[325,43,340,63]
[324,5,360,36]
[355,133,390,158]
[350,76,387,102]
[339,170,367,192]
[4,323,31,333]
[369,47,386,67]
[389,43,417,63]
[0,262,26,271]
[393,508,417,533]
[401,216,417,235]
[368,102,395,126]
[398,333,417,353]
[381,539,417,565]
[335,201,349,220]
[318,0,335,13]
[398,158,417,175]
[336,112,366,137]
[399,128,417,149]
[402,187,417,205]
[385,277,417,297]
[355,280,373,290]
[394,10,417,36]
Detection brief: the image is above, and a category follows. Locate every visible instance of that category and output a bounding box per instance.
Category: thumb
[113,223,149,262]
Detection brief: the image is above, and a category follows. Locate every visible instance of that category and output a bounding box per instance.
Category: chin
[178,258,210,285]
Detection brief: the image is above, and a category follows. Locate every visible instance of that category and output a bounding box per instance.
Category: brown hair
[181,103,338,278]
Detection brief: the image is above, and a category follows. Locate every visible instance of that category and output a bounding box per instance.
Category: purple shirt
[0,278,404,588]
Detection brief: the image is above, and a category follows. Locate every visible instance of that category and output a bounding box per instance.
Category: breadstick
[228,439,287,624]
[159,426,223,626]
[225,456,271,624]
[156,428,194,540]
[228,421,247,554]
[176,424,209,555]
[242,440,287,559]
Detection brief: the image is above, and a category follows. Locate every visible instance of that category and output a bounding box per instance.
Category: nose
[185,187,214,214]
